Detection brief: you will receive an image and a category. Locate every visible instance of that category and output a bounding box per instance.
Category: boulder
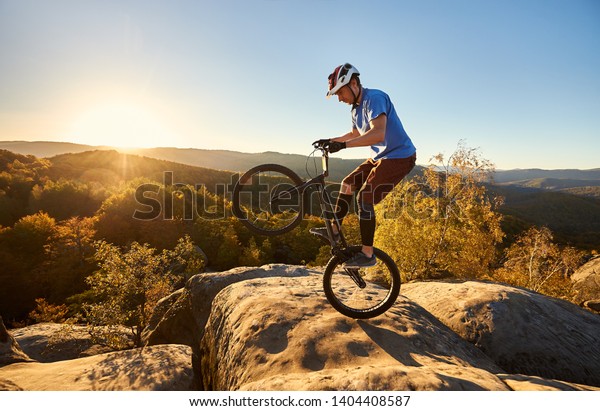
[572,256,600,310]
[12,264,595,391]
[0,316,32,366]
[144,264,599,391]
[143,265,311,347]
[199,274,508,390]
[0,344,194,390]
[10,322,114,362]
[401,280,600,387]
[498,374,599,391]
[584,299,600,313]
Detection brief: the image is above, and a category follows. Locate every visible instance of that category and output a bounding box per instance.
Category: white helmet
[327,63,360,97]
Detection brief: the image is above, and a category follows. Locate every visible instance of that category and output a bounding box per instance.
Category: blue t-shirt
[351,88,416,160]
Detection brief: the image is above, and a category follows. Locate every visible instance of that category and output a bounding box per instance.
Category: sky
[0,0,599,170]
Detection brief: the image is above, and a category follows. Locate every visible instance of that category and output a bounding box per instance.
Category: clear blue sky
[1,0,599,169]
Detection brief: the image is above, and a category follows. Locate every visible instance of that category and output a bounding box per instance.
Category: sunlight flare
[67,103,177,148]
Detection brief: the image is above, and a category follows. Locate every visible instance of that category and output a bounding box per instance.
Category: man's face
[335,78,359,105]
[336,85,354,104]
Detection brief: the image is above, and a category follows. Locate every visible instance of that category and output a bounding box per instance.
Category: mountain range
[2,140,599,188]
[0,140,365,182]
[2,140,599,249]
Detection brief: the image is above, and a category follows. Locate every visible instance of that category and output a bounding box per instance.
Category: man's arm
[331,128,360,143]
[345,114,387,148]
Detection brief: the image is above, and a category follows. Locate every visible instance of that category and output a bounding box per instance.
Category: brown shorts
[342,154,416,205]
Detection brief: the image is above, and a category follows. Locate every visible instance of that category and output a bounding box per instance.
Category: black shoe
[343,251,377,268]
[309,227,340,243]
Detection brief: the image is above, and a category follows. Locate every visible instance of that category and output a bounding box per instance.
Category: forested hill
[47,149,600,249]
[0,140,365,182]
[45,149,235,190]
[494,168,600,183]
[4,141,600,187]
[488,184,600,248]
[2,146,600,250]
[1,147,599,323]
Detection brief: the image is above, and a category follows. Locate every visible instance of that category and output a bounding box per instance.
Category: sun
[67,103,177,148]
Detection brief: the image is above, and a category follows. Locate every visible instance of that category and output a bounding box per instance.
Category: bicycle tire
[323,246,401,319]
[232,163,305,236]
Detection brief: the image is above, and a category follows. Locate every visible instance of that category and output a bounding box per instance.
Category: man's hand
[328,141,346,153]
[312,139,346,153]
[312,139,330,148]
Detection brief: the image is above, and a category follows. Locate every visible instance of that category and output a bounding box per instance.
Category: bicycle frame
[270,147,349,250]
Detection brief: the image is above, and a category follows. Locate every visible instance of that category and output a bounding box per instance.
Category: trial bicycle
[231,142,401,319]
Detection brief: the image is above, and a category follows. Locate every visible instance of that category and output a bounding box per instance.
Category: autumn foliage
[0,147,592,330]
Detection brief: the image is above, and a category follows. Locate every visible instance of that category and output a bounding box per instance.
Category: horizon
[1,0,599,170]
[3,139,600,172]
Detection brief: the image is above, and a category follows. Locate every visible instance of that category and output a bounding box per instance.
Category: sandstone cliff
[1,264,599,391]
[146,265,600,390]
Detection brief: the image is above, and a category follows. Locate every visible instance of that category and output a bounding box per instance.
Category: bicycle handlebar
[312,140,331,153]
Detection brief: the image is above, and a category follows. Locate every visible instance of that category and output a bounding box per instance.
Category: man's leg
[344,155,416,268]
[357,199,376,258]
[341,193,377,267]
[340,187,377,267]
[331,183,353,235]
[332,160,375,233]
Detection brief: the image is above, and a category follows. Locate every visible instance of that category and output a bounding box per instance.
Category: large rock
[143,265,311,347]
[572,256,600,311]
[0,344,194,390]
[199,274,508,390]
[0,316,32,366]
[6,266,592,391]
[144,264,599,391]
[401,280,600,387]
[498,374,598,391]
[10,323,114,363]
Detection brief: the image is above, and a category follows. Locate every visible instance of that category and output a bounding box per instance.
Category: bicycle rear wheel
[232,164,305,236]
[323,246,401,319]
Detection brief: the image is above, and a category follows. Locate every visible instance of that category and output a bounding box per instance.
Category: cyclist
[312,63,416,268]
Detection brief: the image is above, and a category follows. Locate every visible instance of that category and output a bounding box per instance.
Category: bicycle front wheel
[323,246,401,319]
[232,164,305,236]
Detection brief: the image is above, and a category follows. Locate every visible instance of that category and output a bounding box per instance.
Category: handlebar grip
[312,139,330,149]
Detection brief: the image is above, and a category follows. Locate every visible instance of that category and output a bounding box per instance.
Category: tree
[215,225,241,269]
[29,179,105,221]
[82,236,200,348]
[10,212,57,262]
[0,212,57,320]
[239,237,262,266]
[495,226,584,299]
[0,151,50,226]
[42,217,98,305]
[28,298,69,323]
[375,142,504,280]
